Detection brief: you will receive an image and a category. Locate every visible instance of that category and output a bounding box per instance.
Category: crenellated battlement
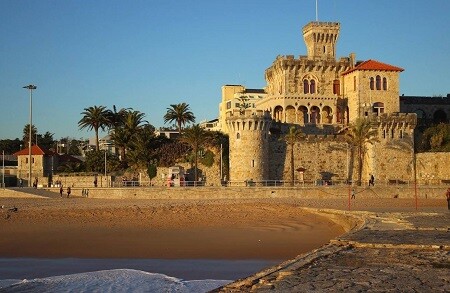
[225,109,272,133]
[369,112,417,129]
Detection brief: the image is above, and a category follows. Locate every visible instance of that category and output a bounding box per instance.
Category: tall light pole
[2,150,5,189]
[23,84,36,187]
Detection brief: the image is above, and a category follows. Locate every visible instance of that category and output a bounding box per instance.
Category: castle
[216,21,426,185]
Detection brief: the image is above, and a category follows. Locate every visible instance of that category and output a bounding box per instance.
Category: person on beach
[446,188,450,210]
[67,186,71,198]
[59,186,63,197]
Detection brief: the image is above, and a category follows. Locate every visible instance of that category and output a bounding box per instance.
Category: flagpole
[316,0,318,21]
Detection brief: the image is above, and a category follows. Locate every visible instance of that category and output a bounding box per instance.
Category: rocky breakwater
[214,209,450,292]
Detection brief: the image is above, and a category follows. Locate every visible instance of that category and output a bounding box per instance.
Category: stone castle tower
[225,109,272,183]
[302,21,340,60]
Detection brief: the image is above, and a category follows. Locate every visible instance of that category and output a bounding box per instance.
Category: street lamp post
[2,150,5,189]
[23,84,36,187]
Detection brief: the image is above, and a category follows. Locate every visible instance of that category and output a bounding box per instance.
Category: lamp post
[2,150,5,189]
[23,85,37,187]
[104,150,107,187]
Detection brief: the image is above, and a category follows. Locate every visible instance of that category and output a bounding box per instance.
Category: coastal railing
[108,179,450,188]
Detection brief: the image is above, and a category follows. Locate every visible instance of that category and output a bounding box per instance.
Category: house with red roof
[13,144,58,187]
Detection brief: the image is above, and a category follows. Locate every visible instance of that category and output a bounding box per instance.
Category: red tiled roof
[13,145,53,156]
[342,59,404,75]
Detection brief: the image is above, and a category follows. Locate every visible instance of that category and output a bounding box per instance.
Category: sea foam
[0,269,231,292]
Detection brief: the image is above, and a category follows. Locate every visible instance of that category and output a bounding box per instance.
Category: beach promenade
[215,208,450,292]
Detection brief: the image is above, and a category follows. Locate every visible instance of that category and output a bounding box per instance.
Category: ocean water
[0,258,280,292]
[0,269,230,292]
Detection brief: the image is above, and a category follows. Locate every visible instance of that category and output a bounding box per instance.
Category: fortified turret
[225,109,272,184]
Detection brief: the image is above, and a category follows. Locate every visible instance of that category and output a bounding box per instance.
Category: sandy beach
[1,193,446,261]
[0,197,351,260]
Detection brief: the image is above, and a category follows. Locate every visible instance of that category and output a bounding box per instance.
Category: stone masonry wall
[416,152,450,183]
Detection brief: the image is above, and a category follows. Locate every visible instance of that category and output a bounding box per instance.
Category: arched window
[303,80,309,94]
[376,75,381,90]
[310,80,316,94]
[369,77,374,90]
[383,77,387,90]
[236,133,240,140]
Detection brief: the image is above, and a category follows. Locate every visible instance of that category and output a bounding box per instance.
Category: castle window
[369,77,374,90]
[399,130,403,138]
[376,75,381,90]
[391,128,394,138]
[372,102,384,116]
[251,160,255,167]
[236,133,240,140]
[353,76,356,91]
[310,80,316,94]
[226,101,231,109]
[333,79,340,95]
[383,129,386,139]
[303,80,309,94]
[383,77,387,90]
[26,158,28,164]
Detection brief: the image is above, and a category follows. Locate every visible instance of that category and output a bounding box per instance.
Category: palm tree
[22,124,37,147]
[180,124,210,182]
[78,106,109,151]
[283,126,304,186]
[345,118,379,186]
[110,109,148,162]
[163,103,196,133]
[105,105,129,131]
[126,124,157,169]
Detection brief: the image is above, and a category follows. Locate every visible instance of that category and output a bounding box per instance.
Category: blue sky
[1,0,449,140]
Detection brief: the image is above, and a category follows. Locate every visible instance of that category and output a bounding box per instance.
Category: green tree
[126,124,158,169]
[345,118,379,186]
[37,131,55,150]
[147,163,157,186]
[22,124,37,147]
[110,109,147,163]
[78,106,109,151]
[180,124,210,181]
[163,103,196,134]
[419,123,450,152]
[0,138,23,154]
[237,95,251,114]
[282,126,304,186]
[85,150,120,174]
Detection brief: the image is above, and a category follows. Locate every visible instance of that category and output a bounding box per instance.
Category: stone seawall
[44,185,449,200]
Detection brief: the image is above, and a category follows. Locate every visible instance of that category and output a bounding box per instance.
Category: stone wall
[416,152,450,183]
[270,135,348,182]
[43,185,448,200]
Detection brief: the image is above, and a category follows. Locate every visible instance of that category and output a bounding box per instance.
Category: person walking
[67,186,71,198]
[59,186,63,197]
[351,188,356,199]
[446,187,450,210]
